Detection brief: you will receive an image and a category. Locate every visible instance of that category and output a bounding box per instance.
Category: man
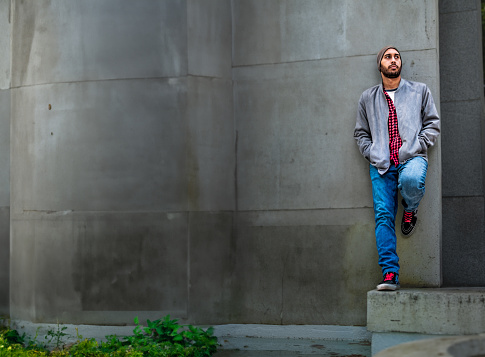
[354,46,440,291]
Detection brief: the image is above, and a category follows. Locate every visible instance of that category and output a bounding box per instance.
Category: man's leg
[369,164,400,276]
[398,157,428,235]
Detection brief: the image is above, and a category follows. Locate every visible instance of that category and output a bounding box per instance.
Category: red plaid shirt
[383,90,402,166]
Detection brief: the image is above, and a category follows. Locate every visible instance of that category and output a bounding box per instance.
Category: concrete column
[440,0,485,286]
[10,0,234,324]
[232,0,441,326]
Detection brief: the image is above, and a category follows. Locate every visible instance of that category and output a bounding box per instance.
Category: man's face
[380,48,401,78]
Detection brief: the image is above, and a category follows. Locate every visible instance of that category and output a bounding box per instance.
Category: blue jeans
[369,157,428,275]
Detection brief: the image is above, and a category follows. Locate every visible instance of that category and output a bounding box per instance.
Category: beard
[381,65,401,78]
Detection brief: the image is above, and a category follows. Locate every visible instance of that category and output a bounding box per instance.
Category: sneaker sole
[376,283,400,291]
[401,226,416,237]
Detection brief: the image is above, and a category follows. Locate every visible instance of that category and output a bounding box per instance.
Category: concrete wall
[230,0,441,326]
[0,0,10,316]
[440,0,485,286]
[7,0,442,326]
[9,0,234,324]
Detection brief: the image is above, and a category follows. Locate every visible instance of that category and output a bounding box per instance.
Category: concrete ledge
[10,320,135,347]
[368,288,485,335]
[10,320,371,343]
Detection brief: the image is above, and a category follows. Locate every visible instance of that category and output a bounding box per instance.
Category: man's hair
[377,46,400,71]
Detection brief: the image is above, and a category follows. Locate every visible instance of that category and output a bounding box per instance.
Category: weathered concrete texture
[9,0,442,327]
[0,0,10,316]
[10,39,234,214]
[234,51,440,211]
[234,56,377,211]
[10,0,235,325]
[442,197,485,286]
[9,213,235,325]
[439,4,483,103]
[440,0,479,13]
[213,324,371,341]
[187,77,235,212]
[0,207,9,315]
[441,100,483,197]
[214,325,372,356]
[10,211,234,325]
[11,0,188,87]
[0,90,10,207]
[232,0,437,66]
[188,211,234,325]
[215,339,371,356]
[187,0,232,78]
[10,212,189,323]
[0,88,9,315]
[230,209,379,326]
[439,0,485,286]
[234,49,442,287]
[0,0,10,90]
[11,79,188,212]
[368,288,485,335]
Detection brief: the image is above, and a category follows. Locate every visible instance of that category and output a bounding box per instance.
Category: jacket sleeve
[354,93,372,161]
[419,86,440,148]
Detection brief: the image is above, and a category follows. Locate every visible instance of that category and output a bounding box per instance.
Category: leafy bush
[0,316,218,357]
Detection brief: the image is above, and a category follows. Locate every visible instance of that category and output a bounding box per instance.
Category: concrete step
[367,288,485,355]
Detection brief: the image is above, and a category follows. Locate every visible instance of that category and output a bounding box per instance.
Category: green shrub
[0,316,218,357]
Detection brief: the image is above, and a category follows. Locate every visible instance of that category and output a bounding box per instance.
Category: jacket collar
[379,78,407,93]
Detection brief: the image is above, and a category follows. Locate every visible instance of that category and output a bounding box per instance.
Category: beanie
[377,46,400,71]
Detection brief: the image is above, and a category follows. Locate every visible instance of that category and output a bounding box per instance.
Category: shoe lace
[384,272,395,282]
[403,211,413,223]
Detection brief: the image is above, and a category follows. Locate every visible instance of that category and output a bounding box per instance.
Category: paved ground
[11,320,372,356]
[213,337,371,356]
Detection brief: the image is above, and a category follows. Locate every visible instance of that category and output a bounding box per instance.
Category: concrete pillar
[232,0,441,326]
[9,0,234,324]
[440,0,485,286]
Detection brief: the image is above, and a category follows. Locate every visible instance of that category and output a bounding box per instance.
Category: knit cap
[377,46,400,71]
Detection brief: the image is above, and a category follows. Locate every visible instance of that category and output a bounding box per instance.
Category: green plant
[129,315,218,356]
[0,315,218,356]
[24,327,48,352]
[0,327,49,357]
[2,329,24,346]
[45,323,69,350]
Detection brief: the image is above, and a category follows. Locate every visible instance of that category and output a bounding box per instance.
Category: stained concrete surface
[7,0,442,327]
[234,45,442,290]
[368,288,485,355]
[213,325,371,357]
[214,338,370,357]
[439,0,485,287]
[368,288,485,335]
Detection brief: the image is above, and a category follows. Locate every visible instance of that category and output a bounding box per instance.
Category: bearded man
[354,46,440,291]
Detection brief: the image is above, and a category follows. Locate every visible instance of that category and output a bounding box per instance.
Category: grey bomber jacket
[354,78,440,174]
